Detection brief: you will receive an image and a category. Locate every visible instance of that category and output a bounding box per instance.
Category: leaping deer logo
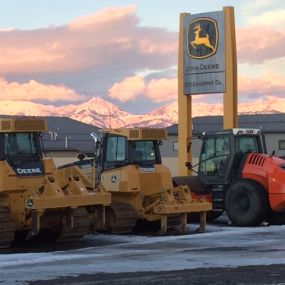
[187,18,218,59]
[191,23,215,51]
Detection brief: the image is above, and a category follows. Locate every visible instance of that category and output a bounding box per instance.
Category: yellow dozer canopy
[0,117,48,132]
[102,128,168,140]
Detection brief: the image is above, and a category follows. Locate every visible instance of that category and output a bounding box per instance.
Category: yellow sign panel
[183,11,225,95]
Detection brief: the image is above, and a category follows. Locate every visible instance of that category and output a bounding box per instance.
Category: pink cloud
[69,5,137,29]
[109,72,285,105]
[0,77,86,102]
[108,75,177,103]
[248,9,285,29]
[146,78,177,102]
[0,6,177,75]
[108,75,145,102]
[238,74,285,97]
[237,26,285,63]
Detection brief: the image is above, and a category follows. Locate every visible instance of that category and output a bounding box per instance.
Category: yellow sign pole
[178,13,192,176]
[178,7,237,176]
[223,6,237,129]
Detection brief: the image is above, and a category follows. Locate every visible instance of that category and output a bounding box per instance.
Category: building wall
[264,133,285,156]
[160,135,177,157]
[44,151,81,167]
[160,135,202,176]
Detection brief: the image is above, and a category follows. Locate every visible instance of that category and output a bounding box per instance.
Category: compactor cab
[197,128,266,184]
[93,128,211,235]
[177,128,285,227]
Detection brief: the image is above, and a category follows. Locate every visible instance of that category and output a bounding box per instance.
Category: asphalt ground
[27,265,285,285]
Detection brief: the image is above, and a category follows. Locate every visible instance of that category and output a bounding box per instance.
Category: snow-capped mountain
[60,98,131,127]
[0,97,178,127]
[67,98,179,127]
[0,96,283,128]
[123,102,179,128]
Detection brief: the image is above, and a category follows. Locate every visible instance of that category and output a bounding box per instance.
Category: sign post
[177,6,237,176]
[223,7,237,129]
[178,13,191,176]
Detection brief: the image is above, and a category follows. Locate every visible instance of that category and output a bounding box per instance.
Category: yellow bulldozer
[0,117,111,249]
[69,128,212,235]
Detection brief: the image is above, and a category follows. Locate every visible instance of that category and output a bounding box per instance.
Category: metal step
[213,198,224,202]
[212,184,227,212]
[212,209,224,212]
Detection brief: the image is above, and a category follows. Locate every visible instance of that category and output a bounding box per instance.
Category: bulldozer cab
[99,128,163,171]
[0,118,47,176]
[3,132,40,160]
[93,128,166,186]
[198,128,266,184]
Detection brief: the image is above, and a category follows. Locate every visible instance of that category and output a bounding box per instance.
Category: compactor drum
[79,128,211,234]
[0,117,110,248]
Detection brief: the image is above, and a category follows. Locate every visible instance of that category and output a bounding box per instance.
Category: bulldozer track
[57,208,90,243]
[0,207,15,249]
[105,202,138,234]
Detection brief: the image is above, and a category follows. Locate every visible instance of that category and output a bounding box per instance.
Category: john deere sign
[183,11,225,94]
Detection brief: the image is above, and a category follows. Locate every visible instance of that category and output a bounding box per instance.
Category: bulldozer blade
[63,208,74,232]
[179,213,187,234]
[195,211,207,233]
[159,215,167,235]
[26,210,40,240]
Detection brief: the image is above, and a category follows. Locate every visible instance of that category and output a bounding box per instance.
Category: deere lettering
[16,168,42,174]
[186,63,220,73]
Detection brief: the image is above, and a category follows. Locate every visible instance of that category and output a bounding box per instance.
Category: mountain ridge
[0,97,282,128]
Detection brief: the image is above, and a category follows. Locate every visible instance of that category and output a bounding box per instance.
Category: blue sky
[0,0,284,116]
[0,1,245,30]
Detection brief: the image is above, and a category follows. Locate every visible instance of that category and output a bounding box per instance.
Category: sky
[0,0,285,114]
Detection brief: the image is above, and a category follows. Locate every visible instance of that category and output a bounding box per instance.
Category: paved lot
[1,221,285,284]
[28,265,285,285]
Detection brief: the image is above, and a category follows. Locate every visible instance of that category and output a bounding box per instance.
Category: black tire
[225,179,269,226]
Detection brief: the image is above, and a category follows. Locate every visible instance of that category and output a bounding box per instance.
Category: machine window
[132,141,157,161]
[200,137,215,161]
[173,141,179,151]
[4,133,37,157]
[279,140,285,150]
[106,136,126,162]
[237,136,259,153]
[199,135,230,177]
